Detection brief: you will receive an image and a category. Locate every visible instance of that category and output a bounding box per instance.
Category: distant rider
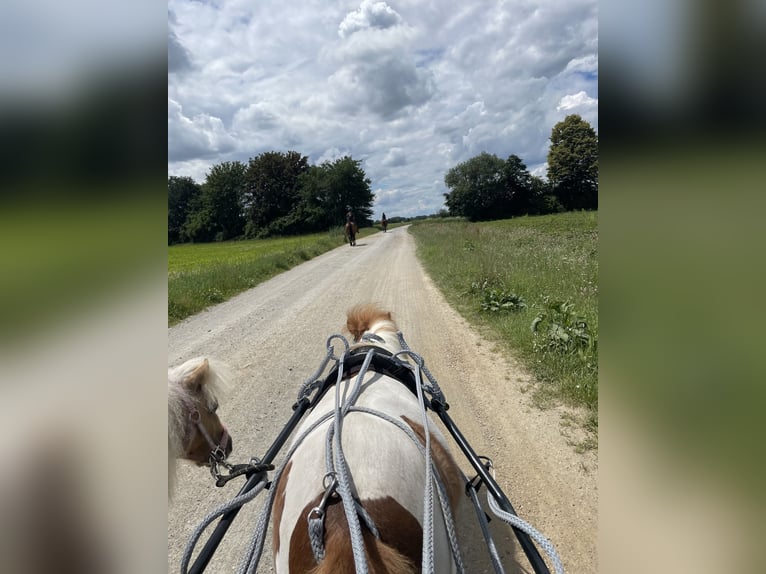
[345,205,357,246]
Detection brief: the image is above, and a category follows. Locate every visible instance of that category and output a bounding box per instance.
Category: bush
[480,288,527,313]
[531,298,596,360]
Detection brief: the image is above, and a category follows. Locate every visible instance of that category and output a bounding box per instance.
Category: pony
[345,221,358,246]
[272,304,463,573]
[168,357,233,496]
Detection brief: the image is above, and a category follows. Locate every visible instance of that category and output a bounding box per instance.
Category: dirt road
[168,227,597,573]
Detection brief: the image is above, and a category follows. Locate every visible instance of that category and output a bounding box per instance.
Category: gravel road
[168,226,597,573]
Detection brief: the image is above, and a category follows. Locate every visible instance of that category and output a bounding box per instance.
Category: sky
[168,0,598,218]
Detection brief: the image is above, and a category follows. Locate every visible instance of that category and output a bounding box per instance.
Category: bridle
[185,398,273,488]
[185,405,231,469]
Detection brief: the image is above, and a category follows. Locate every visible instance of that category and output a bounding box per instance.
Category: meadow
[169,213,597,441]
[168,226,376,324]
[409,212,598,439]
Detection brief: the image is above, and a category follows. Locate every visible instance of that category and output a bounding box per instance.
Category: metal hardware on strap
[212,458,275,488]
[307,474,338,563]
[308,474,339,521]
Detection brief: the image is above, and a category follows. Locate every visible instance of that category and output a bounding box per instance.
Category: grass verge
[409,212,598,440]
[168,227,374,325]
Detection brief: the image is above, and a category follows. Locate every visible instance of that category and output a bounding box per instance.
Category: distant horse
[272,304,463,573]
[381,218,388,232]
[168,357,233,495]
[345,221,358,246]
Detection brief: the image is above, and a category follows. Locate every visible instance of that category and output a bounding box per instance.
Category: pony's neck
[354,320,401,354]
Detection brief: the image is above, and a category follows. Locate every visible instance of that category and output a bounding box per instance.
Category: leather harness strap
[311,347,421,407]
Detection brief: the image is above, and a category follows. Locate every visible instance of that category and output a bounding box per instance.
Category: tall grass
[169,228,358,324]
[410,212,598,434]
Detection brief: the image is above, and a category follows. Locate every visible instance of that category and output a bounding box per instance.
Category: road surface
[168,226,597,573]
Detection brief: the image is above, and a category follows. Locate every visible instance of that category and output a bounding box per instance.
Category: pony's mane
[346,303,401,353]
[168,357,229,496]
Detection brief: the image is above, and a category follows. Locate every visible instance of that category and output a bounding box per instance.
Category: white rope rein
[180,409,335,574]
[467,483,506,574]
[181,332,565,574]
[485,490,565,574]
[326,349,372,574]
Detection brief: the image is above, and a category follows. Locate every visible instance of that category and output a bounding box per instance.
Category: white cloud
[557,91,598,111]
[564,54,598,75]
[316,147,352,165]
[339,0,403,38]
[168,0,598,214]
[167,98,237,162]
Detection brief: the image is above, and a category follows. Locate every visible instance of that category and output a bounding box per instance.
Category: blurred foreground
[0,1,167,572]
[601,0,765,571]
[0,0,764,572]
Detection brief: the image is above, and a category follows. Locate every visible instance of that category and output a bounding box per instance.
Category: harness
[180,333,564,574]
[312,343,420,404]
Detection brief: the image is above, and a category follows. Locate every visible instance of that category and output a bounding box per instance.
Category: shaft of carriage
[188,397,313,574]
[431,400,553,574]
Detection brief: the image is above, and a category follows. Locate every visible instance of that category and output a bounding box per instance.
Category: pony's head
[345,303,401,353]
[168,358,233,472]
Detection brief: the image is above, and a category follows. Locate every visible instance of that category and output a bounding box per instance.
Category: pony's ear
[181,358,209,391]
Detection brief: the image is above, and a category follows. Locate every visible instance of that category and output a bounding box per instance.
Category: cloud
[168,0,598,216]
[329,55,434,118]
[315,147,352,165]
[381,147,407,167]
[564,54,598,75]
[232,102,280,133]
[167,99,236,162]
[330,7,433,119]
[168,10,192,74]
[557,90,598,111]
[338,0,403,38]
[168,30,192,74]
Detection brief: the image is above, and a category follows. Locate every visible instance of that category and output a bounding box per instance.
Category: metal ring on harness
[307,474,338,521]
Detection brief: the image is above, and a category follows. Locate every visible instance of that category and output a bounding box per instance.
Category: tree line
[169,114,597,244]
[169,153,373,244]
[443,114,598,220]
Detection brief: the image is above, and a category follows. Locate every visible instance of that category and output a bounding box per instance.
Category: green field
[169,227,377,324]
[168,213,597,442]
[410,212,598,440]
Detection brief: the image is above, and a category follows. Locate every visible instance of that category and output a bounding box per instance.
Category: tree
[504,154,536,216]
[444,152,511,221]
[296,156,374,231]
[529,175,564,214]
[204,161,247,240]
[243,151,309,237]
[168,176,201,244]
[547,114,598,210]
[182,161,247,242]
[324,156,374,226]
[296,165,333,232]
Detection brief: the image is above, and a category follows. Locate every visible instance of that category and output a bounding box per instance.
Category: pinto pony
[168,357,233,495]
[272,304,463,573]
